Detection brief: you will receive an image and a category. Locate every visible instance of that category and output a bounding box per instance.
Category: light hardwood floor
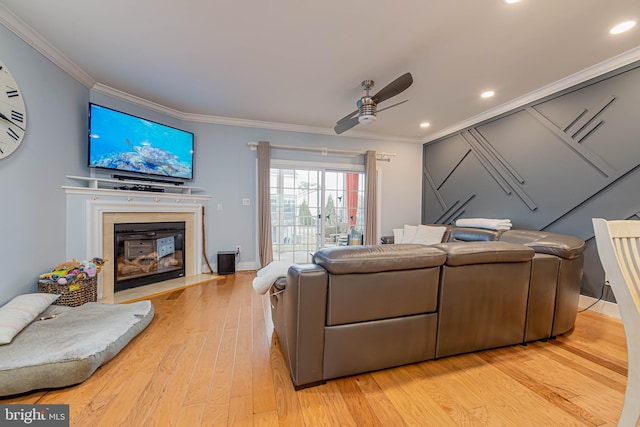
[1,271,630,426]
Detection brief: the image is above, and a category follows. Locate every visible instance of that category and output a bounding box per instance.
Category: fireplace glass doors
[114,221,186,292]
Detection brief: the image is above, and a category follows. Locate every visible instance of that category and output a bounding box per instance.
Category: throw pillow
[0,293,60,345]
[401,224,419,243]
[412,224,447,245]
[392,228,404,244]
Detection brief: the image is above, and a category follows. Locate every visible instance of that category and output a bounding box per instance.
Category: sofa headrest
[432,241,534,266]
[448,227,501,242]
[313,244,446,275]
[499,230,585,259]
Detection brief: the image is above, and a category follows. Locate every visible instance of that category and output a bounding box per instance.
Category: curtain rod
[247,142,395,161]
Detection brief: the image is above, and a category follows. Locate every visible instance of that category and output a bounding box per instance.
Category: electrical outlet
[236,245,241,255]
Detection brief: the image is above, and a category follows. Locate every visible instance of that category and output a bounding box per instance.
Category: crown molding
[0,4,95,88]
[92,83,422,143]
[423,45,640,145]
[91,83,189,120]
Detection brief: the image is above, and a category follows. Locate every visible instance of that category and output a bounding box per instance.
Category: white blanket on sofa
[455,218,512,231]
[252,261,294,295]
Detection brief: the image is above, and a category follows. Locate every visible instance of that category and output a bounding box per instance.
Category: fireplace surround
[64,177,210,301]
[86,200,204,300]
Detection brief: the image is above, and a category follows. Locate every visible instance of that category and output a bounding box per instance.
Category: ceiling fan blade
[336,109,358,124]
[334,116,360,134]
[377,99,409,114]
[372,72,413,104]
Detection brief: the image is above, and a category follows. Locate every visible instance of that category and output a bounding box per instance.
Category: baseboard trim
[578,294,620,319]
[237,261,260,271]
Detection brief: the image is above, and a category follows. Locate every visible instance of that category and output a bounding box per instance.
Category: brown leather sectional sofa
[269,225,585,389]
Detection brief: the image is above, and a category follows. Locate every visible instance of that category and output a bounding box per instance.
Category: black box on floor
[217,251,236,275]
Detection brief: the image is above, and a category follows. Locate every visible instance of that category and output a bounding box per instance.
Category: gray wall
[422,61,640,302]
[0,23,422,305]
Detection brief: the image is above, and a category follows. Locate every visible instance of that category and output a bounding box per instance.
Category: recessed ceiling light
[420,122,430,128]
[505,0,521,4]
[481,90,495,98]
[610,20,637,35]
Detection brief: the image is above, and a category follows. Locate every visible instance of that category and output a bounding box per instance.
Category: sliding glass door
[270,167,365,263]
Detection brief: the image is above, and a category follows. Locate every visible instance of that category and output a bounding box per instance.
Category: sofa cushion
[324,313,437,380]
[436,261,530,358]
[313,244,446,275]
[326,268,440,325]
[433,241,534,266]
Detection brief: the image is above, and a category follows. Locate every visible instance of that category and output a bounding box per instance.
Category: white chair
[592,218,640,427]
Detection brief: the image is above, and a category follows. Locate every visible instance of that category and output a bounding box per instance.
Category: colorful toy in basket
[39,257,107,285]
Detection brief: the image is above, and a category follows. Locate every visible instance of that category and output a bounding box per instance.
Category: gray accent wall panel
[423,62,640,301]
[475,111,605,222]
[423,134,471,188]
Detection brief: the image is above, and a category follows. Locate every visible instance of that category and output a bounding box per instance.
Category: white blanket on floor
[455,218,513,231]
[252,261,294,295]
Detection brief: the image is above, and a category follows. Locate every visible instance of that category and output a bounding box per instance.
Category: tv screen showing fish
[88,103,194,181]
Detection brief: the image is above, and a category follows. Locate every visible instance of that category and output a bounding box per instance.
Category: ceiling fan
[334,72,413,135]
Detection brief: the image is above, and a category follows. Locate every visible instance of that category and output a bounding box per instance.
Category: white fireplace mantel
[86,199,204,258]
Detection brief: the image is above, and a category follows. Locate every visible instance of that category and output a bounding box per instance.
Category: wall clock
[0,59,27,159]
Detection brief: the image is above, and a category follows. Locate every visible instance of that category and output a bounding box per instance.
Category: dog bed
[0,300,154,396]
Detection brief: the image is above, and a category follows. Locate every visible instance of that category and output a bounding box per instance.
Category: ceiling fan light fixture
[357,96,377,124]
[359,114,377,124]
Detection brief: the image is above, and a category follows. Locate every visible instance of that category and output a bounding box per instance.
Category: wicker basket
[38,275,98,307]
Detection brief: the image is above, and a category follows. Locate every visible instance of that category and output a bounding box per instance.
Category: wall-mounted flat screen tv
[88,103,194,181]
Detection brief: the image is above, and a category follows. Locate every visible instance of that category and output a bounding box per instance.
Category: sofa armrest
[499,230,585,259]
[271,264,327,388]
[380,235,394,244]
